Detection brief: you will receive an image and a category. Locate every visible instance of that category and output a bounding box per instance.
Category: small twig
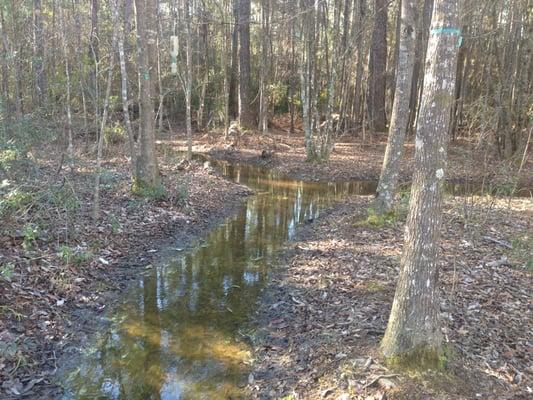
[482,236,513,249]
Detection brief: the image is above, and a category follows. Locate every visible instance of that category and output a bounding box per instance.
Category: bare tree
[184,0,193,160]
[134,0,160,188]
[117,0,136,174]
[375,0,417,213]
[33,0,46,107]
[59,5,73,156]
[238,0,253,128]
[94,0,119,219]
[382,0,461,364]
[367,0,388,132]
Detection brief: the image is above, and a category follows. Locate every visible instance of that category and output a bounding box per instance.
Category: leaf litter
[245,195,532,399]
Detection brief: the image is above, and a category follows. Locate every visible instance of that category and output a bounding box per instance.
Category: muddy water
[60,160,376,399]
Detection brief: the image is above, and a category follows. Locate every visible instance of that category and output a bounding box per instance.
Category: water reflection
[62,157,526,399]
[60,161,377,399]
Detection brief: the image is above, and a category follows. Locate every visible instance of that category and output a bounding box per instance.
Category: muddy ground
[0,144,251,398]
[245,195,532,400]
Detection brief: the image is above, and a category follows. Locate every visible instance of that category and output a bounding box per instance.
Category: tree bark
[185,0,193,160]
[33,0,46,107]
[118,0,136,175]
[134,0,160,187]
[381,0,460,364]
[367,0,388,132]
[89,0,100,119]
[94,0,119,220]
[258,0,270,133]
[229,0,239,119]
[375,0,417,213]
[59,5,73,156]
[238,0,253,128]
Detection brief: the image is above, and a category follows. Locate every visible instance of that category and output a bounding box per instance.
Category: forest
[0,0,531,398]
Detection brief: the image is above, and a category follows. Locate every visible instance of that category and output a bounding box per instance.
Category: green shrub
[363,207,398,227]
[131,178,167,200]
[174,182,189,205]
[508,233,532,271]
[104,122,126,145]
[22,223,39,250]
[58,245,93,266]
[0,262,15,281]
[0,187,33,218]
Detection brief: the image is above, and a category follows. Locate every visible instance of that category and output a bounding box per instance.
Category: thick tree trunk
[381,0,460,364]
[238,0,253,128]
[367,0,388,132]
[134,0,160,187]
[375,0,417,213]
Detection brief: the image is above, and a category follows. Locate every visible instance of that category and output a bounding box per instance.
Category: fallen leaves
[0,149,252,397]
[246,196,532,399]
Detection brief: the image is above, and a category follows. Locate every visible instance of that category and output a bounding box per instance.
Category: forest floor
[169,126,532,192]
[244,195,532,400]
[168,128,532,399]
[0,142,251,398]
[1,126,531,398]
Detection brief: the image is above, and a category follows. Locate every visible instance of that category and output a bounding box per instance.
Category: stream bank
[0,149,251,398]
[246,195,532,399]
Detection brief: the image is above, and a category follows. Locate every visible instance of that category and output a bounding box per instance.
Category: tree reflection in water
[60,160,376,399]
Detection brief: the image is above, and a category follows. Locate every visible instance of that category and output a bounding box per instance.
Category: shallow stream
[60,157,528,399]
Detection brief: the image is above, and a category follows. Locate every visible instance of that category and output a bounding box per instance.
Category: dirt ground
[0,143,251,398]
[244,195,532,400]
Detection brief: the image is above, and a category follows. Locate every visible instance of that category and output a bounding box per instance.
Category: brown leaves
[246,196,532,399]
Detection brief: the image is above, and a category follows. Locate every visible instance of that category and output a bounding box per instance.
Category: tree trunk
[367,0,388,132]
[0,9,11,128]
[352,0,366,131]
[94,1,119,220]
[197,1,209,130]
[381,0,460,365]
[408,0,433,136]
[185,0,193,160]
[118,0,136,175]
[89,0,100,119]
[59,6,73,156]
[375,0,417,213]
[258,0,270,133]
[134,0,160,188]
[33,0,46,107]
[9,1,22,117]
[238,0,253,128]
[229,0,239,119]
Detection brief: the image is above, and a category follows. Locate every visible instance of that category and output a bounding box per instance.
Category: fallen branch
[363,374,400,390]
[482,236,513,249]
